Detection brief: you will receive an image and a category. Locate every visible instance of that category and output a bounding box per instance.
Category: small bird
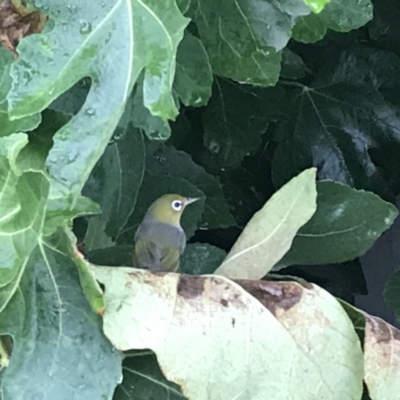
[132,194,199,272]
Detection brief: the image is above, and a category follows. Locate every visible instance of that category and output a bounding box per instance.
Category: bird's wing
[160,247,181,272]
[132,239,161,271]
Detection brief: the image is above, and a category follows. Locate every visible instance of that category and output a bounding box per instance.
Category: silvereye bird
[132,194,199,272]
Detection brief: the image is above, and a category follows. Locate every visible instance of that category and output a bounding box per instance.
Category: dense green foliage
[0,0,400,399]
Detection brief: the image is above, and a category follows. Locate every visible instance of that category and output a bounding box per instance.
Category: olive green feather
[132,194,199,272]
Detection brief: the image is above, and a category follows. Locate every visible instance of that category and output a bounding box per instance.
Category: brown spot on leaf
[128,271,143,279]
[177,274,204,299]
[0,0,47,57]
[220,298,228,307]
[238,280,302,316]
[98,307,105,316]
[369,316,400,343]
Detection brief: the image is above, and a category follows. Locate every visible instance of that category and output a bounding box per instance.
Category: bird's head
[147,194,199,227]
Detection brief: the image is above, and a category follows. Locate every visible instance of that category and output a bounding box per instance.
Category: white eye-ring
[171,200,183,211]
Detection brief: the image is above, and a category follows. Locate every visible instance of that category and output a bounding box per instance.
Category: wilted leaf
[272,47,400,201]
[293,0,373,43]
[180,243,226,275]
[384,270,400,322]
[364,314,400,400]
[92,267,363,400]
[276,181,398,267]
[339,302,400,400]
[0,240,122,400]
[174,32,213,107]
[0,0,47,56]
[215,168,317,280]
[202,79,287,168]
[114,351,185,400]
[145,143,235,229]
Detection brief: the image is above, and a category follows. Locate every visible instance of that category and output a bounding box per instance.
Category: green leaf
[16,109,71,172]
[384,270,400,322]
[8,0,188,203]
[280,48,306,79]
[0,48,40,136]
[131,74,172,141]
[215,168,317,280]
[180,243,226,275]
[0,241,122,400]
[83,217,115,252]
[114,351,185,399]
[202,79,287,168]
[277,181,398,267]
[302,0,331,13]
[84,121,145,239]
[192,0,310,85]
[145,143,235,229]
[293,0,373,43]
[92,268,363,399]
[272,47,400,201]
[63,228,105,315]
[0,134,49,280]
[121,175,205,241]
[174,32,213,107]
[86,245,133,267]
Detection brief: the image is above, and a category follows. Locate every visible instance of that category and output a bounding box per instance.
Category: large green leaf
[145,143,235,229]
[202,79,286,168]
[0,239,122,400]
[293,0,373,42]
[276,181,398,267]
[215,168,317,280]
[0,134,49,284]
[7,0,189,202]
[0,48,40,136]
[93,267,363,400]
[192,0,311,85]
[272,47,400,201]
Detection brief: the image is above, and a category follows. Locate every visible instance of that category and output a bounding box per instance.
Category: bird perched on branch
[132,194,199,272]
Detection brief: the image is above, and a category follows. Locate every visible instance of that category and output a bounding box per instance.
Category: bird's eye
[171,200,183,211]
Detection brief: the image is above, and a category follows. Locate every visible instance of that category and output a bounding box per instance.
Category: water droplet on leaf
[80,21,92,35]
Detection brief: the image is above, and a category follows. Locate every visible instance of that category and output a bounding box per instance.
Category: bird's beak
[184,197,200,206]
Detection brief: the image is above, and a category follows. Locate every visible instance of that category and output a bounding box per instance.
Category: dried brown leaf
[0,0,46,57]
